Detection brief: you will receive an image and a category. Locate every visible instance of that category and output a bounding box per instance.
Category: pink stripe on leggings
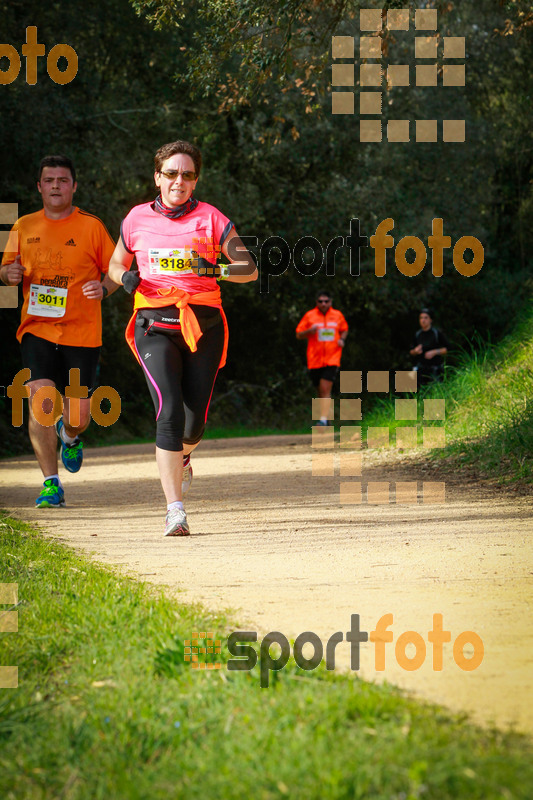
[204,367,220,423]
[133,337,163,420]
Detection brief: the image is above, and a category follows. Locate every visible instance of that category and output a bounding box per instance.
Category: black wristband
[101,285,108,298]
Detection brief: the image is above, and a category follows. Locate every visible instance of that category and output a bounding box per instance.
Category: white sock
[44,474,63,488]
[59,424,77,445]
[320,416,328,423]
[167,501,184,512]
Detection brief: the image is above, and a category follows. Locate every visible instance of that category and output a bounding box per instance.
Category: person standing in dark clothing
[409,308,449,387]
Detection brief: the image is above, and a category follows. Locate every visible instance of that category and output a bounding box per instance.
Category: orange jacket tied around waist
[125,282,229,368]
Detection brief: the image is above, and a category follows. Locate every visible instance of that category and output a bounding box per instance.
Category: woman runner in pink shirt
[109,140,257,536]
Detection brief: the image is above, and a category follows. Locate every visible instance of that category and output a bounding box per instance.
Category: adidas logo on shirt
[65,238,76,246]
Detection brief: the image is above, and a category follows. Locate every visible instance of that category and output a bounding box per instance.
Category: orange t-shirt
[296,306,349,369]
[2,207,115,347]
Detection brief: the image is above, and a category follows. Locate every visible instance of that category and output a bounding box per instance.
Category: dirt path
[1,435,532,734]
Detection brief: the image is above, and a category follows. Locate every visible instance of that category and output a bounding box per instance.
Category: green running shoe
[56,419,83,473]
[36,478,65,508]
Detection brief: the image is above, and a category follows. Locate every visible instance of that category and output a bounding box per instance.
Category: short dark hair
[154,140,202,177]
[38,155,76,183]
[317,290,332,301]
[420,307,433,319]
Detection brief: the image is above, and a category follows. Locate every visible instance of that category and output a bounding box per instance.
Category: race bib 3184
[148,248,197,276]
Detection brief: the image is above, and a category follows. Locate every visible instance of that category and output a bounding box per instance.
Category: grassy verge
[1,514,532,799]
[0,419,310,459]
[66,423,310,453]
[84,422,309,448]
[364,304,533,485]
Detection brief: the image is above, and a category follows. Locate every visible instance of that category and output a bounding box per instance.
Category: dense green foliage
[365,301,533,484]
[1,0,531,455]
[2,513,533,798]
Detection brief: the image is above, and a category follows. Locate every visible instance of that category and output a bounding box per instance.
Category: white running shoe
[182,460,193,496]
[164,507,190,537]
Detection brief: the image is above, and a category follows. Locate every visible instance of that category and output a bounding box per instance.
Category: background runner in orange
[296,290,349,425]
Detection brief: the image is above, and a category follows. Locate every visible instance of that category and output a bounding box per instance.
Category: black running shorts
[308,365,339,387]
[20,333,101,396]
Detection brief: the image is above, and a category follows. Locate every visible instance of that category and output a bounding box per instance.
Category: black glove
[122,271,141,295]
[194,256,217,277]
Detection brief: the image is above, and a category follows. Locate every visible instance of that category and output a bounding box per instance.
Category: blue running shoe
[36,478,65,508]
[56,418,83,473]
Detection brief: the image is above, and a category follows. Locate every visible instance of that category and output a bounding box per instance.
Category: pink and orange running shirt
[120,201,234,298]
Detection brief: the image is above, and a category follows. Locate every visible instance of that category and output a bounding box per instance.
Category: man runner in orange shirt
[296,291,349,425]
[0,155,117,508]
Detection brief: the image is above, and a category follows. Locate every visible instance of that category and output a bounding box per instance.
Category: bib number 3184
[149,248,195,276]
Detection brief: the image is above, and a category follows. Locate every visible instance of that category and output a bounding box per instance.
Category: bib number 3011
[28,284,67,318]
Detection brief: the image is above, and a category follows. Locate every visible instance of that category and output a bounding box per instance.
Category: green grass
[1,514,532,799]
[0,415,310,459]
[204,424,308,439]
[75,424,308,453]
[364,303,533,485]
